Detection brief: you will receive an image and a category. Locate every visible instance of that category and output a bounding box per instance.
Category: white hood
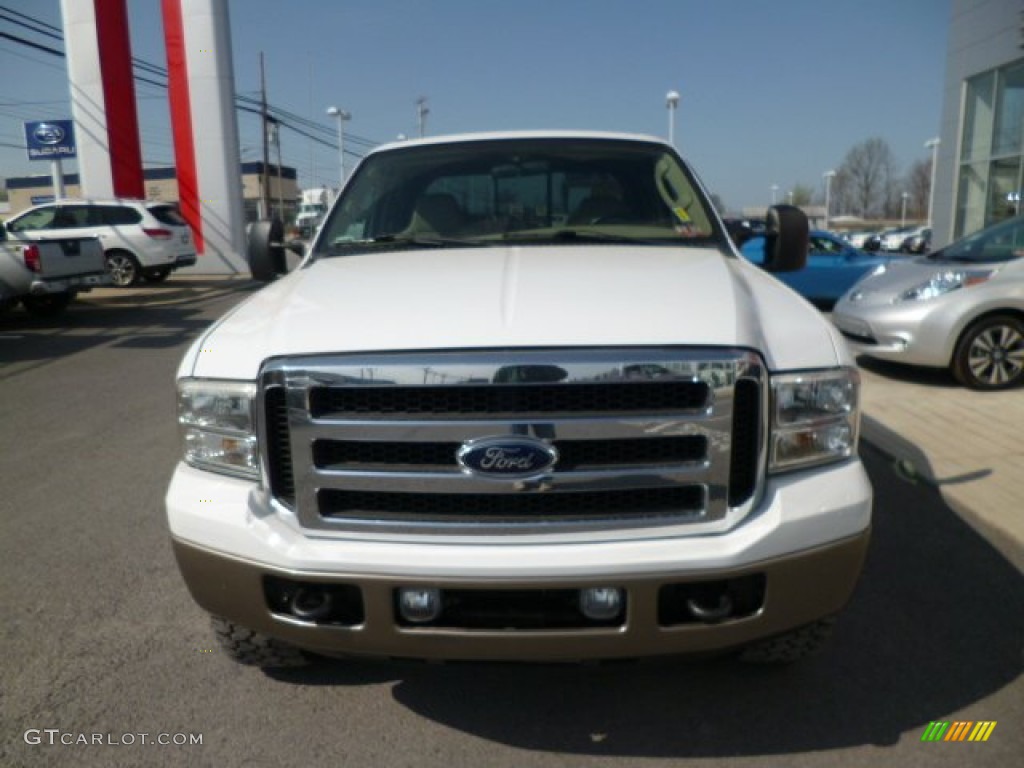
[182,246,847,379]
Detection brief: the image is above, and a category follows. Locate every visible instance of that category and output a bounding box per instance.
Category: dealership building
[5,162,299,226]
[933,0,1024,246]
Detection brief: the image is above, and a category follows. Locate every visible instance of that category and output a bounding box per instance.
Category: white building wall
[934,0,1024,247]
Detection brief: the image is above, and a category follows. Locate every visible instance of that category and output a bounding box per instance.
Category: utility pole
[271,118,284,220]
[260,51,271,220]
[416,97,429,138]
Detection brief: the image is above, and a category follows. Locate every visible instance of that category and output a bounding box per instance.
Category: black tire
[211,616,308,668]
[951,314,1024,390]
[738,617,836,664]
[763,204,809,273]
[143,267,172,283]
[21,292,73,318]
[106,250,141,287]
[247,219,286,282]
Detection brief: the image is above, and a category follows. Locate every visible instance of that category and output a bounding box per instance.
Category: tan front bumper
[172,530,870,661]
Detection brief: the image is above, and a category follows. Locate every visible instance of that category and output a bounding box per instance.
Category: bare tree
[904,157,932,219]
[837,138,897,218]
[789,184,814,207]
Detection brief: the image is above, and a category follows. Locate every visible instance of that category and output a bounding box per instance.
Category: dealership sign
[24,120,77,160]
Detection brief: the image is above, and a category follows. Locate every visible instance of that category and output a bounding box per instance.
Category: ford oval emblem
[457,436,559,479]
[33,123,65,145]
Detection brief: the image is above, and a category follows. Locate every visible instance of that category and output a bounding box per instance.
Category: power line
[0,29,62,57]
[0,5,378,173]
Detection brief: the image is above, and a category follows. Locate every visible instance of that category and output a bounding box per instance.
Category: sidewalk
[857,359,1024,573]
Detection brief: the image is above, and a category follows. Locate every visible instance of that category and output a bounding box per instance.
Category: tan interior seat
[410,193,467,236]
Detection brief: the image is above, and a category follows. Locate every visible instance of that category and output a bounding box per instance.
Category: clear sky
[0,0,950,212]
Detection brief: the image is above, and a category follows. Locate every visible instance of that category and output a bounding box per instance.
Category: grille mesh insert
[319,486,705,523]
[309,381,709,419]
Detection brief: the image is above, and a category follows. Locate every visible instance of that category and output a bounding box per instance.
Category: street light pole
[823,170,836,230]
[326,106,351,187]
[665,90,680,146]
[901,191,909,227]
[771,184,779,205]
[925,137,940,229]
[416,97,429,138]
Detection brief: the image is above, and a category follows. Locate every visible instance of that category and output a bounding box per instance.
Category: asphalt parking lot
[1,277,1021,767]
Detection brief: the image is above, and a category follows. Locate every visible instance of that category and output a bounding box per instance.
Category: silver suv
[5,199,197,286]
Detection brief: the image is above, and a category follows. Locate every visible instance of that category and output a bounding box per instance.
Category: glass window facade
[956,58,1024,238]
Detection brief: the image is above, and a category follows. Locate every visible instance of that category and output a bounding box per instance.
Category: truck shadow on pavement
[270,443,1023,758]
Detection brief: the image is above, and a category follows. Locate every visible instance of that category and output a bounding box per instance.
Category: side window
[62,206,94,227]
[99,206,142,226]
[8,207,57,232]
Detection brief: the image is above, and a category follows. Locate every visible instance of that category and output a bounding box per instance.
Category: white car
[879,226,915,252]
[844,231,876,249]
[5,199,197,286]
[833,215,1024,389]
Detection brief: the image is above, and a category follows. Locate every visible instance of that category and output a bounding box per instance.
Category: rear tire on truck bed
[211,616,309,668]
[21,292,73,318]
[737,616,836,663]
[143,267,172,283]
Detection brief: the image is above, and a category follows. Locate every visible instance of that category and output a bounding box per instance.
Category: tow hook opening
[657,574,766,626]
[263,577,364,626]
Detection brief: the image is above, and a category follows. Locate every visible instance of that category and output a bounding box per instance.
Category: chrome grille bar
[257,348,766,538]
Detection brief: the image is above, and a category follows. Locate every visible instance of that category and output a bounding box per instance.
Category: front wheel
[106,251,141,287]
[952,315,1024,390]
[21,293,73,318]
[211,617,309,668]
[738,617,836,664]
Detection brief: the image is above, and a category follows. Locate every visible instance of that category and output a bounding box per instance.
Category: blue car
[740,230,894,305]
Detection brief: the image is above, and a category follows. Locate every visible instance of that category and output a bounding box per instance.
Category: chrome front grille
[258,349,766,539]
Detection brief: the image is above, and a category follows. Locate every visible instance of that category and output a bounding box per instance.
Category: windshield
[934,215,1024,264]
[316,137,722,255]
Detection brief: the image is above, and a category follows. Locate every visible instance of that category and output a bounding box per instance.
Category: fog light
[579,587,624,621]
[398,588,443,623]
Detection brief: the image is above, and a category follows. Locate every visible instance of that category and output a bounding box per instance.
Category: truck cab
[168,132,871,667]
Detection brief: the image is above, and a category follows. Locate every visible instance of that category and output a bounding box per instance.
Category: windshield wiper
[328,233,480,253]
[502,228,691,246]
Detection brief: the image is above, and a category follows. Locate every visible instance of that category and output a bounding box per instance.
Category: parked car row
[842,226,930,254]
[3,199,197,287]
[739,229,898,306]
[739,217,1021,390]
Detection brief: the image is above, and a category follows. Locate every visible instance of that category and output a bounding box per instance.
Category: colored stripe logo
[921,721,997,742]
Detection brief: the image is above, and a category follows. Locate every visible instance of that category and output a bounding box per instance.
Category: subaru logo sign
[33,123,65,145]
[24,119,76,160]
[457,436,559,479]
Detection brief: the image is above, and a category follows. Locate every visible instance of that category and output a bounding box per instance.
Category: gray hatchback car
[832,215,1024,390]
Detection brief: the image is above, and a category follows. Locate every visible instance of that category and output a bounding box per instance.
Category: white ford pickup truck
[167,131,871,667]
[1,219,109,316]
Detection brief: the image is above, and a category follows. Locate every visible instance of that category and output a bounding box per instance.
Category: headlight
[770,369,859,472]
[898,270,993,302]
[178,379,259,478]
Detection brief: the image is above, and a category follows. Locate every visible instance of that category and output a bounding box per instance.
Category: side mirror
[762,204,808,273]
[247,218,288,282]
